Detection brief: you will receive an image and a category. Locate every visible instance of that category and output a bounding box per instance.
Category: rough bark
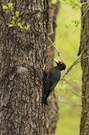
[0,0,47,135]
[78,1,89,135]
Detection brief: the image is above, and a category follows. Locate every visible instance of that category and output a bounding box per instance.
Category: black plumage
[43,59,66,105]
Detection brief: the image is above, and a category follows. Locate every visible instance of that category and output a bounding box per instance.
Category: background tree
[0,0,59,135]
[78,0,89,135]
[45,1,59,134]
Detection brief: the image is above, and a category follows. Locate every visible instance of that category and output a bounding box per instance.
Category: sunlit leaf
[10,20,15,25]
[2,5,8,10]
[15,11,19,17]
[8,24,14,27]
[8,2,14,9]
[17,22,23,29]
[24,24,30,30]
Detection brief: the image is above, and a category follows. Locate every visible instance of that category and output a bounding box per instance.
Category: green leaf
[17,22,23,29]
[10,20,15,25]
[8,20,16,27]
[2,5,8,10]
[24,24,30,30]
[72,20,80,27]
[12,16,16,20]
[8,2,14,9]
[8,24,14,27]
[21,21,25,25]
[65,24,71,28]
[15,11,19,17]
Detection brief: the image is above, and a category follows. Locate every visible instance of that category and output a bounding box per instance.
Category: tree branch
[63,56,89,78]
[48,35,63,61]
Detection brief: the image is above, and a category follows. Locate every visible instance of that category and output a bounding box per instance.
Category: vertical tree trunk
[0,0,59,135]
[0,0,47,135]
[78,1,89,135]
[45,1,59,134]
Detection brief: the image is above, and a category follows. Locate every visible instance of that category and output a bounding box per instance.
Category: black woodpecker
[43,58,66,105]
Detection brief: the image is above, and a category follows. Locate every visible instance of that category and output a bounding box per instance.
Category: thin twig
[61,79,86,99]
[63,48,89,78]
[48,36,63,61]
[81,6,89,20]
[81,2,89,5]
[59,101,81,106]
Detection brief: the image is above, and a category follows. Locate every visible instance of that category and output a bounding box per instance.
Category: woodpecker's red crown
[59,61,66,68]
[58,61,66,70]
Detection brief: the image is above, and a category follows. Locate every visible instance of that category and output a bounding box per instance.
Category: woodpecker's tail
[42,90,51,105]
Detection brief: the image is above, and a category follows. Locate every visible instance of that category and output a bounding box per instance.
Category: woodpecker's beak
[53,58,58,63]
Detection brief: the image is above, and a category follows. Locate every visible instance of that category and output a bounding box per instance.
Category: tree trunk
[0,0,59,135]
[78,1,89,135]
[0,0,47,135]
[45,1,59,134]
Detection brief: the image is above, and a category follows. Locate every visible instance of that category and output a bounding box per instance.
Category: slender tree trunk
[0,0,59,135]
[45,1,59,134]
[78,1,89,135]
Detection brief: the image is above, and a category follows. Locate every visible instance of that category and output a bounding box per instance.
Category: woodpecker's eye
[59,62,63,65]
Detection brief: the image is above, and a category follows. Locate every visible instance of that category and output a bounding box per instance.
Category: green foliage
[52,0,81,10]
[3,5,8,10]
[2,2,30,31]
[3,2,14,10]
[55,2,81,135]
[7,2,14,9]
[60,0,81,10]
[64,19,80,30]
[72,19,80,27]
[24,24,30,31]
[17,22,24,29]
[8,20,15,27]
[15,11,20,17]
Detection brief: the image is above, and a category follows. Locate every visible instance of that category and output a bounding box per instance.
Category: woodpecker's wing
[49,81,58,92]
[47,67,61,91]
[43,81,58,105]
[43,66,61,105]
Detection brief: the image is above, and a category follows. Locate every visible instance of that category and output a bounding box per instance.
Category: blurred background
[54,2,82,135]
